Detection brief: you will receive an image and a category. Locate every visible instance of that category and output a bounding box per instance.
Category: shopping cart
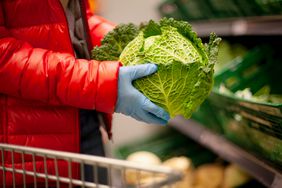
[0,143,183,188]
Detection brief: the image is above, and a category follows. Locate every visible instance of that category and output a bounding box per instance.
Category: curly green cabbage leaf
[92,18,221,119]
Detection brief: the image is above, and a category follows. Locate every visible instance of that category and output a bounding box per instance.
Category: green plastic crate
[208,0,243,18]
[216,109,282,166]
[175,0,215,20]
[256,0,282,15]
[208,45,282,165]
[213,46,282,119]
[159,0,282,21]
[232,0,264,16]
[192,100,223,133]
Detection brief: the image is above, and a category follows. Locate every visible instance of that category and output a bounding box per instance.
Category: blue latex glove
[115,64,170,125]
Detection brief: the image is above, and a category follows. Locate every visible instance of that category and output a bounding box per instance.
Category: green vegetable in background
[216,40,247,72]
[92,18,221,119]
[219,84,282,104]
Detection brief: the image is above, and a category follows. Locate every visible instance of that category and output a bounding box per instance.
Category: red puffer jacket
[0,0,119,186]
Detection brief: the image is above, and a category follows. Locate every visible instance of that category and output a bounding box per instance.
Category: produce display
[92,18,221,119]
[125,151,162,185]
[193,163,251,188]
[159,0,282,21]
[219,85,282,104]
[124,151,251,188]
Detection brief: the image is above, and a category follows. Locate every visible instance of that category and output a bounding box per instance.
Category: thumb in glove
[115,64,170,125]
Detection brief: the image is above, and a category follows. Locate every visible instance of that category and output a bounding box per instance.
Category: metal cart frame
[0,143,182,188]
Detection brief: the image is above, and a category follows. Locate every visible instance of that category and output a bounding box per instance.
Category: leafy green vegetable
[92,18,221,118]
[219,84,282,104]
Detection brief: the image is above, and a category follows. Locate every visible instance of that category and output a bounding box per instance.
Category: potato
[162,156,192,172]
[222,164,250,188]
[162,156,194,188]
[125,151,161,185]
[193,164,224,188]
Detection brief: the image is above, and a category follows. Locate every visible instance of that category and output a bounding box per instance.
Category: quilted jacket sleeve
[85,3,115,47]
[0,36,120,113]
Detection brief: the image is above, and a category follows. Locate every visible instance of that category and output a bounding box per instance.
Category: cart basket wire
[0,143,182,188]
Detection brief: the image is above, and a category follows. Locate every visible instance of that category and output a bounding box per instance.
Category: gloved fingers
[136,110,168,125]
[142,98,170,122]
[129,63,158,80]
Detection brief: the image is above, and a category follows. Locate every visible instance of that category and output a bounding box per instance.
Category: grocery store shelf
[190,16,282,37]
[169,116,282,188]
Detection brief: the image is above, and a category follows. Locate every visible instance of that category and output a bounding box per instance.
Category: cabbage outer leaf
[92,18,221,119]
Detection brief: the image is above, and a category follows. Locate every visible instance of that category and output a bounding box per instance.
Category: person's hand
[115,64,170,125]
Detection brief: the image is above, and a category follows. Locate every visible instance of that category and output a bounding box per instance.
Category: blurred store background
[94,0,282,187]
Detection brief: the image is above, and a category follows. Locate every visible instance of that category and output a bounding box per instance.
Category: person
[0,0,170,186]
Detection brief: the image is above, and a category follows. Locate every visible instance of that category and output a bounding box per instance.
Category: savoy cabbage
[92,18,221,119]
